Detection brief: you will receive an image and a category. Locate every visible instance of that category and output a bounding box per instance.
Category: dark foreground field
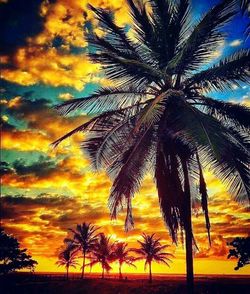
[1,274,249,294]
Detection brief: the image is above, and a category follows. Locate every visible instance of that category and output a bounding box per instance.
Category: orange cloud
[2,129,50,152]
[58,92,74,100]
[1,47,100,90]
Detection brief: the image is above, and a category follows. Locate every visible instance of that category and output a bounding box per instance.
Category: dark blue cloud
[0,0,45,54]
[12,156,57,177]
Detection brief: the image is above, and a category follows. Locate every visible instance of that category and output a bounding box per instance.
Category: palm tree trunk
[81,251,86,279]
[149,261,152,283]
[102,265,104,279]
[119,262,122,280]
[66,265,69,280]
[182,159,194,294]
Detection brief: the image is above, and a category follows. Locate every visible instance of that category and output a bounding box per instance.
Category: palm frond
[155,142,185,243]
[186,50,250,92]
[146,0,175,67]
[108,127,156,231]
[126,0,160,63]
[172,0,192,46]
[81,111,138,171]
[88,5,167,87]
[167,0,237,74]
[196,153,211,245]
[175,101,250,202]
[52,103,147,149]
[54,86,152,116]
[193,96,250,131]
[241,0,249,12]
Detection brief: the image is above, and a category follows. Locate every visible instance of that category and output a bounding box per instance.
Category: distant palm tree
[53,0,250,292]
[56,244,79,280]
[133,234,173,283]
[112,241,136,279]
[89,233,114,279]
[65,223,99,279]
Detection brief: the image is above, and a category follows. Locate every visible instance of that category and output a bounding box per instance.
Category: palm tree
[56,244,79,280]
[133,234,173,282]
[112,241,136,279]
[65,223,99,279]
[89,233,114,279]
[53,0,250,292]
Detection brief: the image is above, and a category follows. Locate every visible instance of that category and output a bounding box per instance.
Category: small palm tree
[65,223,99,279]
[56,244,79,280]
[112,241,136,279]
[89,233,114,279]
[133,234,173,283]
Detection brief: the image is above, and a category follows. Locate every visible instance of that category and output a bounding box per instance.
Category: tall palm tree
[112,241,136,279]
[65,223,99,279]
[53,0,250,292]
[133,234,173,282]
[88,233,114,279]
[56,244,79,280]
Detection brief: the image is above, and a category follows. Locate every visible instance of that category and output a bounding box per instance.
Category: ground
[1,274,249,294]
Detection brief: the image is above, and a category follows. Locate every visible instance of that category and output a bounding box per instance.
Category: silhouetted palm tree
[133,234,173,282]
[56,244,79,280]
[89,233,114,279]
[112,241,136,279]
[53,0,250,292]
[65,223,99,279]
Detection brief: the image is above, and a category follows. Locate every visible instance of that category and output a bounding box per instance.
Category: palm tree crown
[65,222,99,278]
[112,241,136,279]
[54,0,250,291]
[133,233,173,282]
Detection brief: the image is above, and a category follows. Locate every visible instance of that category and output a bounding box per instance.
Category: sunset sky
[1,0,250,275]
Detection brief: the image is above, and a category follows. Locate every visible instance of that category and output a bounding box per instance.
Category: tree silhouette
[227,237,250,270]
[88,233,114,279]
[65,223,99,278]
[111,241,136,279]
[133,234,173,282]
[56,243,79,280]
[0,228,37,274]
[53,0,250,292]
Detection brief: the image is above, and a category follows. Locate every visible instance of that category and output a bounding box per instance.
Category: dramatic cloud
[2,155,88,194]
[1,95,88,154]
